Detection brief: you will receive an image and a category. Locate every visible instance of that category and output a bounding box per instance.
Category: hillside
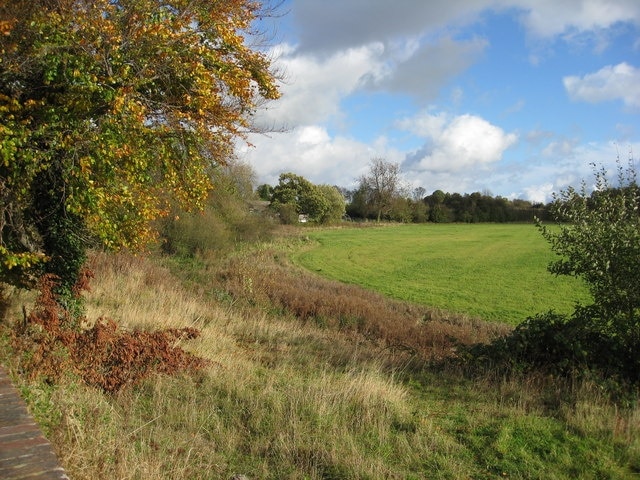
[0,228,638,479]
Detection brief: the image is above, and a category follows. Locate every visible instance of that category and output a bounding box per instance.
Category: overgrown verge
[216,238,511,363]
[213,233,639,405]
[9,274,207,393]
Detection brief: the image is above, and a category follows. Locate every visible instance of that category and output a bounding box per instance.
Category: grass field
[293,223,592,324]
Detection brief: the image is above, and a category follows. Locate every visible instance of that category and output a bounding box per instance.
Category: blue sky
[239,0,640,203]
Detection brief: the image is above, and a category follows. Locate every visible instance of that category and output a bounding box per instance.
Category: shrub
[274,203,299,225]
[468,159,640,387]
[537,160,640,324]
[466,308,640,385]
[159,161,275,257]
[160,209,234,257]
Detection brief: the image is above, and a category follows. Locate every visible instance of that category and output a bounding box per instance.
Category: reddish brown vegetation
[11,274,207,393]
[219,249,511,361]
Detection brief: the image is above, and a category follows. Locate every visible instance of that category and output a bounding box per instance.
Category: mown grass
[0,229,637,479]
[292,223,592,324]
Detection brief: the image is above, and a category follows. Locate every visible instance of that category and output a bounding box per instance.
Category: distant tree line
[347,187,550,223]
[258,159,551,225]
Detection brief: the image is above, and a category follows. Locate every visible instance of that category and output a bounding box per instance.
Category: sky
[237,0,640,203]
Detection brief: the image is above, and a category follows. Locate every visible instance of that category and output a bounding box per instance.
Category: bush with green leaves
[538,160,640,323]
[467,307,639,383]
[269,173,345,224]
[467,159,640,385]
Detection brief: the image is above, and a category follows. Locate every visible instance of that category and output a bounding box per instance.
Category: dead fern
[11,273,208,393]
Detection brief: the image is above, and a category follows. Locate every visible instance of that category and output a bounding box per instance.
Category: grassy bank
[293,223,592,324]
[0,229,637,479]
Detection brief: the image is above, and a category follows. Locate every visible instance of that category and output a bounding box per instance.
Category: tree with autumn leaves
[0,0,279,295]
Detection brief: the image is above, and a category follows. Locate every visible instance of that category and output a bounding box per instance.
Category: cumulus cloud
[256,43,385,128]
[399,112,518,172]
[563,62,640,109]
[241,127,404,187]
[523,183,556,204]
[260,2,640,130]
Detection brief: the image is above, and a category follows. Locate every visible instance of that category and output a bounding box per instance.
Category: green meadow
[293,223,592,324]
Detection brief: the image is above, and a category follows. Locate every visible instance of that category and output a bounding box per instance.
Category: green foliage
[160,162,274,257]
[316,184,346,224]
[273,203,299,225]
[31,165,90,298]
[256,184,273,201]
[471,160,640,386]
[269,173,345,224]
[161,210,234,258]
[345,184,548,223]
[536,159,640,382]
[345,185,373,219]
[466,308,640,385]
[538,160,640,323]
[389,197,414,223]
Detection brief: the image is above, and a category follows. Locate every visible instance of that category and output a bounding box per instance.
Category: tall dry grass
[49,251,431,478]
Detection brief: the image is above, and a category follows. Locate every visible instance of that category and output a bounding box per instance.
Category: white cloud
[241,1,640,204]
[257,42,385,128]
[241,127,403,187]
[399,112,518,172]
[563,62,640,108]
[399,110,449,137]
[523,183,555,204]
[513,0,640,39]
[500,140,640,203]
[260,2,640,131]
[542,138,579,157]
